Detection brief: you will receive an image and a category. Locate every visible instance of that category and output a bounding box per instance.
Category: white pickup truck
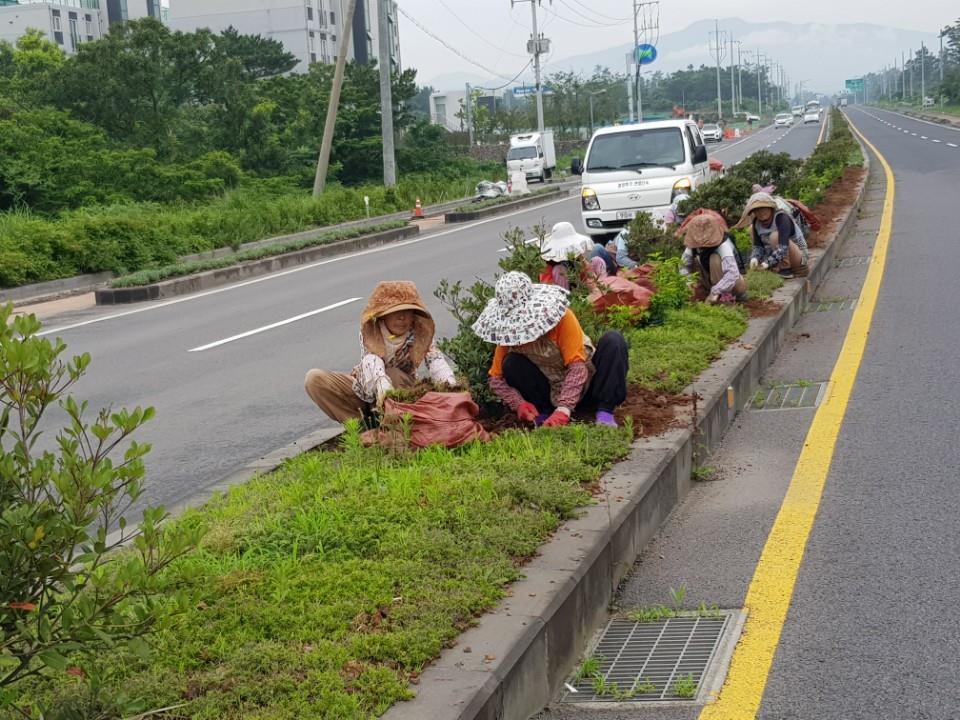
[571,120,715,237]
[507,132,557,183]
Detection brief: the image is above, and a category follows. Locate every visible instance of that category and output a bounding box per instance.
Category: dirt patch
[615,385,694,438]
[806,166,867,249]
[744,298,782,318]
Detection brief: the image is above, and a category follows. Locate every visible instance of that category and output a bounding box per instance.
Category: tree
[0,31,65,109]
[0,308,200,712]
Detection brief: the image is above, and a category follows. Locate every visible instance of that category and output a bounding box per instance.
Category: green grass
[624,304,749,393]
[110,221,407,288]
[745,268,785,300]
[20,423,632,719]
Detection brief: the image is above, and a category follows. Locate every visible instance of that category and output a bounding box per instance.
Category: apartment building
[0,0,107,55]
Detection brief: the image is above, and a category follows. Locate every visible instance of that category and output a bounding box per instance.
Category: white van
[571,120,711,237]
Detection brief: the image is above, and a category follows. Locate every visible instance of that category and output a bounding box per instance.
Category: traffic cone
[413,197,424,219]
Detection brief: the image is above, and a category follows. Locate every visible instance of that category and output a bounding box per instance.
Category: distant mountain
[427,18,939,95]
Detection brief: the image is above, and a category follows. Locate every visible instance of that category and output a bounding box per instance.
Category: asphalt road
[33,121,821,517]
[537,108,960,720]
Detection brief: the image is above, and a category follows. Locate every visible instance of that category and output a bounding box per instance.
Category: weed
[691,465,718,482]
[795,379,812,388]
[627,605,676,623]
[752,390,766,408]
[673,672,698,699]
[573,655,604,683]
[669,585,687,610]
[634,678,657,695]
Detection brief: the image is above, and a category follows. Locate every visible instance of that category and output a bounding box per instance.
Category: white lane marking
[933,139,942,143]
[921,136,928,139]
[911,132,918,136]
[188,297,361,352]
[709,123,779,156]
[869,105,960,133]
[38,195,576,337]
[949,143,958,148]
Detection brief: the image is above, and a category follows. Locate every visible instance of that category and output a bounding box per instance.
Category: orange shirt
[489,309,588,377]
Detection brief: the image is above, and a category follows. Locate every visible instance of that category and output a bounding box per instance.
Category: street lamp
[589,89,607,133]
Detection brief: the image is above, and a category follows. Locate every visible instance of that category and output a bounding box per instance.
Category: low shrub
[679,175,754,224]
[624,211,683,263]
[727,150,803,195]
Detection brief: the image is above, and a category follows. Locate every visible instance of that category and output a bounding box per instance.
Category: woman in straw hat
[539,221,616,289]
[305,281,456,422]
[677,210,748,304]
[472,272,628,429]
[735,191,809,279]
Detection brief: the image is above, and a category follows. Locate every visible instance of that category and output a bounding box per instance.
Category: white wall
[0,4,106,55]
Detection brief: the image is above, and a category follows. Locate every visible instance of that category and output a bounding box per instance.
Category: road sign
[635,44,657,66]
[845,78,864,92]
[513,85,554,97]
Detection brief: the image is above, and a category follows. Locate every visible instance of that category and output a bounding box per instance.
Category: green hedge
[0,164,503,289]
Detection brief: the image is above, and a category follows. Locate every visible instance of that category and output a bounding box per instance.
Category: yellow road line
[816,113,829,145]
[699,115,894,719]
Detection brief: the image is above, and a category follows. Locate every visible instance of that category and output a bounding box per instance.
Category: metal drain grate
[837,255,871,268]
[805,298,858,313]
[752,382,827,410]
[561,615,730,703]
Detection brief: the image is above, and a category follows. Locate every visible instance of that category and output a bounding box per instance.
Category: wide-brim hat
[360,281,435,364]
[541,221,594,262]
[677,211,727,249]
[733,192,778,230]
[472,271,570,346]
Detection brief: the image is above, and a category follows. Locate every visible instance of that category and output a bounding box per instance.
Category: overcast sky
[397,1,954,86]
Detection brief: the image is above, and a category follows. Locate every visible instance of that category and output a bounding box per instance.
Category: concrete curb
[94,225,420,305]
[380,147,873,720]
[444,189,570,223]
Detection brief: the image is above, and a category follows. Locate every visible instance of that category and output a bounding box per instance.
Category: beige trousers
[695,253,748,300]
[775,241,809,277]
[304,367,415,423]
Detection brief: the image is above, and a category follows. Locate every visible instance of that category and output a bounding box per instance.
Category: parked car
[922,96,936,108]
[746,113,761,123]
[572,119,716,237]
[775,113,793,127]
[803,108,820,124]
[701,124,723,142]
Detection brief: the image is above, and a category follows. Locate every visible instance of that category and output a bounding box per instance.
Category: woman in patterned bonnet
[472,271,629,429]
[304,281,456,422]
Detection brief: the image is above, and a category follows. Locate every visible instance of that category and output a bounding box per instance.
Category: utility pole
[511,0,551,132]
[631,1,659,122]
[729,33,737,116]
[940,30,946,84]
[710,21,726,120]
[465,83,474,146]
[313,0,357,197]
[757,51,764,116]
[909,48,914,98]
[921,42,926,102]
[902,51,906,98]
[377,0,395,187]
[737,40,743,110]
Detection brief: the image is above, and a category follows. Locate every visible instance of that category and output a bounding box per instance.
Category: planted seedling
[673,672,698,699]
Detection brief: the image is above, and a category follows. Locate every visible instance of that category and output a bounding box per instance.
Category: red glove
[517,402,538,424]
[541,410,571,428]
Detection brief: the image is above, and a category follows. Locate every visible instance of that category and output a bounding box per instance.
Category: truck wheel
[545,168,553,181]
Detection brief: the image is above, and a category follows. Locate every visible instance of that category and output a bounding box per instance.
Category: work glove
[706,293,720,305]
[517,401,539,424]
[541,409,571,428]
[749,258,759,270]
[760,262,770,271]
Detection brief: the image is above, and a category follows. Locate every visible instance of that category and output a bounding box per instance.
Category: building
[104,0,167,24]
[430,88,502,133]
[0,0,108,55]
[168,0,399,74]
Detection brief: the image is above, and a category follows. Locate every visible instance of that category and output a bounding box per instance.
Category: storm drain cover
[561,614,730,703]
[805,297,858,313]
[752,382,827,410]
[837,255,871,268]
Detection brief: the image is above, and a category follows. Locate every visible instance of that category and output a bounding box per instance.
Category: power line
[562,0,631,24]
[434,0,527,58]
[552,0,623,28]
[474,60,534,91]
[397,6,528,82]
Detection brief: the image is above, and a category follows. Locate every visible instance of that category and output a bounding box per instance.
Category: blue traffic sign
[635,44,657,65]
